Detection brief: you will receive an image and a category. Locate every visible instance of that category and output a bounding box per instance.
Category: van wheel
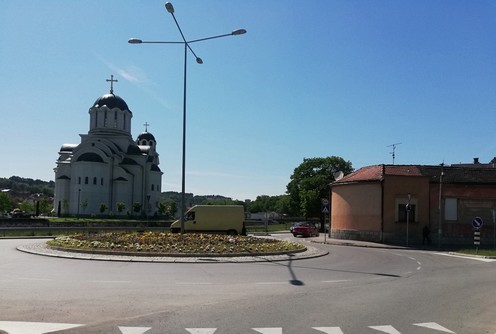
[226,229,237,236]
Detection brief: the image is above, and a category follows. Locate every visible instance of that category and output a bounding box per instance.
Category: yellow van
[170,205,246,235]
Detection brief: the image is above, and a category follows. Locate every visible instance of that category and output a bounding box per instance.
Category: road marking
[185,328,217,334]
[118,326,152,334]
[252,328,282,334]
[435,252,496,263]
[0,321,82,334]
[312,327,344,333]
[369,325,401,334]
[413,322,456,333]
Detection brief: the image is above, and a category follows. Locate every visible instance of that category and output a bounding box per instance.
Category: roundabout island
[17,231,328,263]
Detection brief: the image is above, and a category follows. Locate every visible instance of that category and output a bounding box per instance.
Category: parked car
[290,222,319,237]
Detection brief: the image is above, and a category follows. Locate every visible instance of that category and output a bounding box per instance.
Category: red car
[290,222,319,237]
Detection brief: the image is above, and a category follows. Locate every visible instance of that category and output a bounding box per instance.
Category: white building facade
[54,83,163,217]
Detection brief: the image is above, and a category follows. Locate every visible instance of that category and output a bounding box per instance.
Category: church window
[104,110,107,127]
[85,177,89,185]
[151,184,155,191]
[101,178,104,186]
[78,177,81,185]
[123,114,126,130]
[114,111,118,128]
[93,177,97,185]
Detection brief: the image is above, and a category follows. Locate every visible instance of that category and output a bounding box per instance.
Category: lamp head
[165,2,174,13]
[232,29,247,35]
[128,38,143,44]
[196,57,203,64]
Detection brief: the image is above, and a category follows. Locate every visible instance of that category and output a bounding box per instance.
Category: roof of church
[137,131,156,142]
[93,93,130,111]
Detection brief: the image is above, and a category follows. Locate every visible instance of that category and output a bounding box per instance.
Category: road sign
[472,217,483,230]
[321,205,329,214]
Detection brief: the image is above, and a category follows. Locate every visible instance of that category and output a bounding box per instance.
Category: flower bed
[47,232,306,256]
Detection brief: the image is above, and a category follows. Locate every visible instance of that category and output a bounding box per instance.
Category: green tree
[0,192,14,212]
[286,156,353,217]
[99,203,108,215]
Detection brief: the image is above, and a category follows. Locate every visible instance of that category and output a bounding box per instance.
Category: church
[53,76,163,217]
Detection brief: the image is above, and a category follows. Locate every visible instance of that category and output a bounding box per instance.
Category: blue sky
[1,1,495,200]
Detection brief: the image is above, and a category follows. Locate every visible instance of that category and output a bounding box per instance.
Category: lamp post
[406,194,411,246]
[129,2,246,234]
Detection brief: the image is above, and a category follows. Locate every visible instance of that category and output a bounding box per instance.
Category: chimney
[474,157,479,164]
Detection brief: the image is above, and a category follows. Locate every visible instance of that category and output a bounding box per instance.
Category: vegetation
[47,232,306,255]
[286,157,353,217]
[458,248,496,257]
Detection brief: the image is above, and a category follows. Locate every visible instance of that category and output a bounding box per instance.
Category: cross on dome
[143,122,150,132]
[106,75,118,94]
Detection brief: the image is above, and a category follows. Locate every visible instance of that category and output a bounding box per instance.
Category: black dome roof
[137,132,156,142]
[93,93,129,111]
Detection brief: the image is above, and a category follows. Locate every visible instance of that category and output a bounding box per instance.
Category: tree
[0,192,14,212]
[286,156,353,217]
[99,203,108,215]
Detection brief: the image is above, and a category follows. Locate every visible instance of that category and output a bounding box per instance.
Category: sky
[1,1,495,200]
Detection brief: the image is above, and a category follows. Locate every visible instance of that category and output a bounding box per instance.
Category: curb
[17,241,329,263]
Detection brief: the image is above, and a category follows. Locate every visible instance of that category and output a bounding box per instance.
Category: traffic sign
[472,217,483,230]
[321,205,329,214]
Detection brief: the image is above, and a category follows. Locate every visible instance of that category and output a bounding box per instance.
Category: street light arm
[188,29,247,44]
[128,38,183,44]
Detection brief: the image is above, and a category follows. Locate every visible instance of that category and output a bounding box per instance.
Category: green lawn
[457,248,496,257]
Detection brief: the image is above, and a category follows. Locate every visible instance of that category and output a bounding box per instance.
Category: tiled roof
[332,164,496,186]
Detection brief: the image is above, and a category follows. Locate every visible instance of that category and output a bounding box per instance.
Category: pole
[180,43,188,234]
[437,163,444,249]
[406,194,411,246]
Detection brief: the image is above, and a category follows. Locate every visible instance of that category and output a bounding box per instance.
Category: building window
[151,184,155,191]
[445,198,458,221]
[85,177,89,185]
[101,178,104,186]
[78,177,81,185]
[93,177,97,185]
[398,204,416,222]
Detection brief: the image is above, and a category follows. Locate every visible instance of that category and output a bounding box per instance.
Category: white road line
[312,327,344,333]
[435,252,496,262]
[413,322,456,333]
[252,328,283,334]
[0,321,82,334]
[118,326,152,334]
[369,325,402,334]
[185,329,217,334]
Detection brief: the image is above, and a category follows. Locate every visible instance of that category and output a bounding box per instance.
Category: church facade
[53,77,163,217]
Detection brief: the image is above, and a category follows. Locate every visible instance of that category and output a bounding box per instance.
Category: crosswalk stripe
[413,322,456,333]
[369,325,401,334]
[118,326,152,334]
[0,321,82,334]
[185,328,217,334]
[252,328,283,334]
[312,327,344,333]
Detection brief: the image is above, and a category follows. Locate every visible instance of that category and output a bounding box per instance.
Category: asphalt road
[0,236,495,334]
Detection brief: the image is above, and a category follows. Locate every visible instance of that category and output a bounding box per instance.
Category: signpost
[472,216,483,254]
[321,199,330,243]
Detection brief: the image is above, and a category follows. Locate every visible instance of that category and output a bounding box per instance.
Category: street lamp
[129,2,246,234]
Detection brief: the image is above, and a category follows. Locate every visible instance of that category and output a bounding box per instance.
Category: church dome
[93,93,129,111]
[137,132,156,142]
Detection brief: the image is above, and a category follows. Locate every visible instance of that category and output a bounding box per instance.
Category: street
[0,235,495,333]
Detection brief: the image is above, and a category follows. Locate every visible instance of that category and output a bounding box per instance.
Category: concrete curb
[17,241,329,263]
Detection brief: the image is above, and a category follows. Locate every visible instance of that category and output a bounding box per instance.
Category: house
[330,164,496,246]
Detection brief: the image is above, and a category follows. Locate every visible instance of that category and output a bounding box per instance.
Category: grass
[457,248,496,257]
[47,231,306,255]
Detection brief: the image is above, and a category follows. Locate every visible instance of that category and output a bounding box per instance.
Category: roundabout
[16,232,329,263]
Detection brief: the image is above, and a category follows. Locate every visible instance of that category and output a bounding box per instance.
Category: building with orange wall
[330,164,496,246]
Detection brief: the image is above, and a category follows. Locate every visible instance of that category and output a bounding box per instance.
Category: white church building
[54,76,163,217]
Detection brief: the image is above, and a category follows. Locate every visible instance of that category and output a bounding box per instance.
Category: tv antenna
[387,143,402,164]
